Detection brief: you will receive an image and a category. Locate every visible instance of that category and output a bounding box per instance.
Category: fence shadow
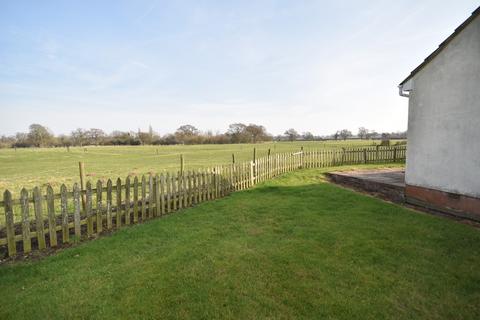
[0,146,406,258]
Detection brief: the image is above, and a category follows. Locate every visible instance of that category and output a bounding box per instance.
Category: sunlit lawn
[0,166,478,320]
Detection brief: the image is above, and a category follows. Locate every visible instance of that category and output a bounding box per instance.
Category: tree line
[281,127,406,141]
[0,124,406,148]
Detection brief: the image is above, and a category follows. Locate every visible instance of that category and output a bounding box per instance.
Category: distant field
[0,140,400,192]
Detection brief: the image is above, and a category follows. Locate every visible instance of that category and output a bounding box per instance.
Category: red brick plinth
[405,185,480,221]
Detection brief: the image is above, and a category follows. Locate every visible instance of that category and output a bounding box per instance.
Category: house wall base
[405,185,480,221]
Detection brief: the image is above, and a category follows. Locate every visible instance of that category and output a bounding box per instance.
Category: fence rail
[0,145,406,257]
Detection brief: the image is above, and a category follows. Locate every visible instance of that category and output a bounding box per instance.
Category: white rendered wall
[406,15,480,198]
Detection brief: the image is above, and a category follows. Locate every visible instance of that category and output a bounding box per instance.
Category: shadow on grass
[0,173,479,319]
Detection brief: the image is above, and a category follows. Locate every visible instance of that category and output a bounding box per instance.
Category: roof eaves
[399,6,480,86]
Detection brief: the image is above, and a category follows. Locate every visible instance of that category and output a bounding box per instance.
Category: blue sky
[0,0,478,136]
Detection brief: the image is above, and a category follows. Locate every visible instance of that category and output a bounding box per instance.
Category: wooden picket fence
[0,145,406,258]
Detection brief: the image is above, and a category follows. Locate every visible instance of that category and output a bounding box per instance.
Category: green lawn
[1,166,478,319]
[0,140,392,191]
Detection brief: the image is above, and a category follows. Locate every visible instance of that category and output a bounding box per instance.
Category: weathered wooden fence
[0,145,406,257]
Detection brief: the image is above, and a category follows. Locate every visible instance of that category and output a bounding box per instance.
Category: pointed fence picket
[0,145,405,257]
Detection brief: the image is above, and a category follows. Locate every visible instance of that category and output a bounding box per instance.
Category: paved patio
[325,168,405,203]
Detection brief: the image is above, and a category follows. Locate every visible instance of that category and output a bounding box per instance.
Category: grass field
[0,166,478,319]
[0,140,393,192]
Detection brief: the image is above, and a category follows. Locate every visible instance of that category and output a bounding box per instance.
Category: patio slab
[325,168,405,203]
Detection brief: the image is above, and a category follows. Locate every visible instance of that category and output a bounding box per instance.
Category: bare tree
[245,124,268,143]
[57,134,72,147]
[339,129,352,140]
[0,135,15,148]
[227,123,248,143]
[27,124,54,147]
[357,127,369,140]
[175,124,199,144]
[333,131,340,140]
[302,131,314,141]
[2,123,383,148]
[71,128,87,146]
[87,128,105,145]
[176,125,199,136]
[284,128,299,142]
[13,132,29,147]
[109,131,140,145]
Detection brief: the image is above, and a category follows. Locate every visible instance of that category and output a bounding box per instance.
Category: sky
[0,0,478,136]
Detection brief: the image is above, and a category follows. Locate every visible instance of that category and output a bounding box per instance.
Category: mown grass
[0,140,392,191]
[0,166,478,319]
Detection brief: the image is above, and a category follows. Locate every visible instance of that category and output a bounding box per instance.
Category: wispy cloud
[1,0,479,135]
